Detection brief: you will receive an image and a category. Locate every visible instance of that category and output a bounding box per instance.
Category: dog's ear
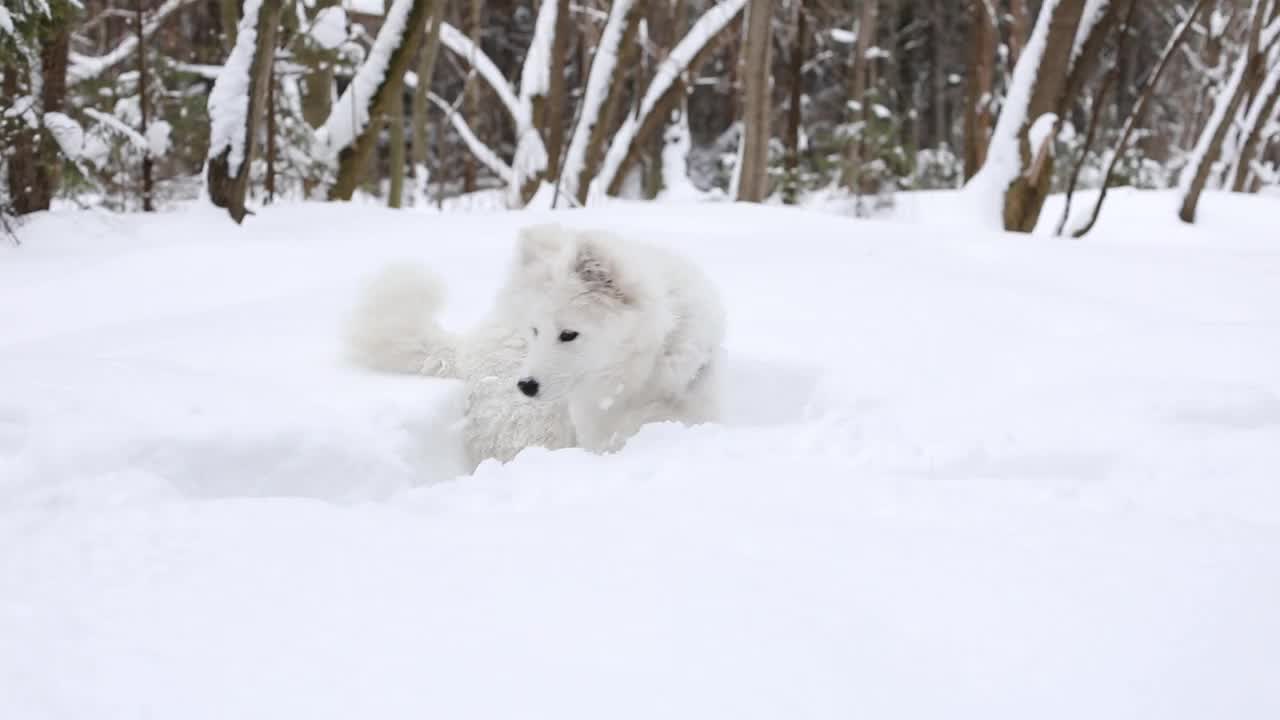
[517,224,567,268]
[573,238,632,305]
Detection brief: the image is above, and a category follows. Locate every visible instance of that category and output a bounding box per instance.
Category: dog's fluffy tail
[346,263,459,378]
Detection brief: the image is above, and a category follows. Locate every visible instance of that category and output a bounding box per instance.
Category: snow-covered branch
[427,92,514,184]
[559,0,637,202]
[592,0,748,198]
[437,21,526,129]
[68,0,200,84]
[318,0,419,158]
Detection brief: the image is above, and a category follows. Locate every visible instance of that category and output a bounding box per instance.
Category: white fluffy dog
[346,223,725,467]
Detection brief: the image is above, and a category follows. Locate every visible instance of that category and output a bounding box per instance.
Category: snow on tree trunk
[320,0,436,202]
[558,0,640,204]
[1178,3,1280,223]
[510,0,565,205]
[206,0,283,223]
[961,0,1086,233]
[1229,51,1280,191]
[593,0,749,199]
[735,0,773,202]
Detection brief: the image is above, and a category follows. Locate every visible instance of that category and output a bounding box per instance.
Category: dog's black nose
[517,378,540,397]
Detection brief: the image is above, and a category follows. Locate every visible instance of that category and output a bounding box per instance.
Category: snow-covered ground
[2,192,1279,718]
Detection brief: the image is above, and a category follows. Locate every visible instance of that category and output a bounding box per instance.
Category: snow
[309,6,349,50]
[343,0,384,15]
[829,27,855,44]
[658,114,700,200]
[206,0,265,174]
[0,7,13,35]
[1027,111,1059,152]
[3,194,1280,718]
[318,0,415,157]
[41,111,84,160]
[518,0,558,101]
[961,0,1059,229]
[147,119,172,157]
[1071,0,1111,63]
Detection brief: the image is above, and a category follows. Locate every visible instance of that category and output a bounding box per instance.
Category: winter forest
[3,2,1280,717]
[3,0,1278,229]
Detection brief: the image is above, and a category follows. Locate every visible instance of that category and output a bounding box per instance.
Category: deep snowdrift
[2,194,1278,718]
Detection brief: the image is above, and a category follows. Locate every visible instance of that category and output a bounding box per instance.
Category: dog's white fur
[346,223,725,466]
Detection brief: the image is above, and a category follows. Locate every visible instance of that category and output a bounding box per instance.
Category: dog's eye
[559,330,579,342]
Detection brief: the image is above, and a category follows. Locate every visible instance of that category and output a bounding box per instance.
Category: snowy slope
[2,196,1279,718]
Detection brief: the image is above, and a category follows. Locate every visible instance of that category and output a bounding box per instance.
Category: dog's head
[512,225,650,401]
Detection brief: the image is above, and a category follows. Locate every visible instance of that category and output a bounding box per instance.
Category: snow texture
[519,0,558,102]
[592,0,748,199]
[309,6,349,50]
[42,111,84,160]
[658,114,699,200]
[961,0,1060,229]
[559,0,635,200]
[1028,112,1059,153]
[2,193,1279,718]
[0,7,13,35]
[206,0,265,174]
[147,120,173,158]
[318,0,415,158]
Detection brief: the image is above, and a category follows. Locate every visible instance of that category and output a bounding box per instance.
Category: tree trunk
[544,0,571,179]
[1230,59,1280,191]
[7,4,71,215]
[783,0,806,205]
[1178,2,1277,223]
[1009,0,1030,65]
[841,0,879,191]
[411,0,447,203]
[463,0,482,193]
[736,0,773,202]
[220,0,240,53]
[996,0,1088,233]
[962,0,995,181]
[931,0,948,150]
[327,0,437,201]
[386,0,406,208]
[136,0,155,212]
[1073,0,1209,237]
[266,58,277,203]
[207,0,285,223]
[300,0,339,130]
